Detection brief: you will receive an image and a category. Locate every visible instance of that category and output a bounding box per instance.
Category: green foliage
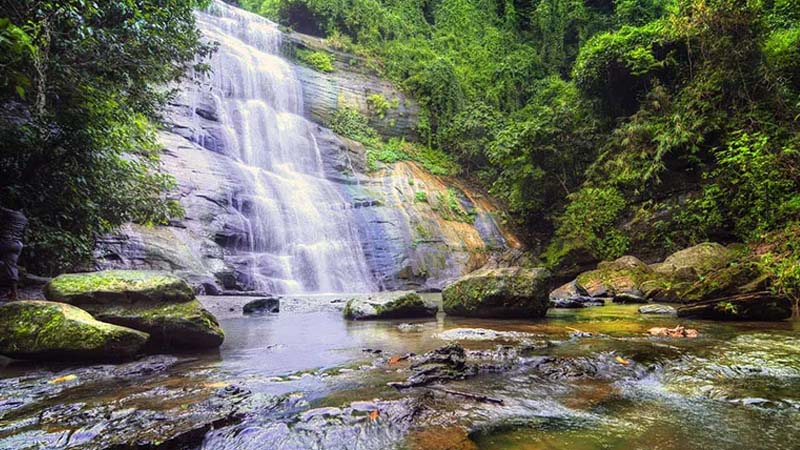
[0,0,209,273]
[329,107,379,144]
[414,191,428,203]
[678,133,800,241]
[434,188,476,223]
[295,48,334,72]
[551,187,629,260]
[366,93,391,119]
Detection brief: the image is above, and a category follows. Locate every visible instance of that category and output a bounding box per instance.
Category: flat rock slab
[0,300,148,361]
[344,291,437,320]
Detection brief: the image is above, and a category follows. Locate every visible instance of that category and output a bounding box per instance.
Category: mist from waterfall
[185,1,376,294]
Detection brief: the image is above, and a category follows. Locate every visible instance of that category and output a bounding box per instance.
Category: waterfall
[184,1,376,294]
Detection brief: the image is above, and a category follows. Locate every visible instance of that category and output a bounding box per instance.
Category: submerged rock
[44,270,195,304]
[0,300,148,360]
[442,267,552,319]
[344,291,437,320]
[44,270,224,350]
[677,292,792,321]
[648,325,699,338]
[243,297,280,314]
[390,344,477,388]
[435,328,538,342]
[638,304,677,315]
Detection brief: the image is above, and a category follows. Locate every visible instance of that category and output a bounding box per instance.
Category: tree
[0,0,212,274]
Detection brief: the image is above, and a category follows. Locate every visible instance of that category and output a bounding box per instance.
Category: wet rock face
[442,267,552,319]
[344,291,437,320]
[44,270,224,350]
[0,300,148,361]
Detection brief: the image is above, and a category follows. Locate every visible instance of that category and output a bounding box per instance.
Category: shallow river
[1,294,799,449]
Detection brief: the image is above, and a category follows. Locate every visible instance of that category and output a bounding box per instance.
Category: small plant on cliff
[296,49,334,72]
[366,93,391,119]
[414,191,428,203]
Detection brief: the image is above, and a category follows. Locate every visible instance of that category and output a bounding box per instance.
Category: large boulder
[344,291,437,320]
[677,292,792,321]
[653,242,734,281]
[86,300,224,349]
[442,267,551,319]
[44,270,224,350]
[0,301,148,360]
[575,256,653,302]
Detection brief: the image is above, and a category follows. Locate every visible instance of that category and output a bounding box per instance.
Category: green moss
[296,49,334,72]
[414,191,428,203]
[433,188,475,223]
[45,270,195,305]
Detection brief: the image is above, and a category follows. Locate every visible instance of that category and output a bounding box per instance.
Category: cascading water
[185,1,376,294]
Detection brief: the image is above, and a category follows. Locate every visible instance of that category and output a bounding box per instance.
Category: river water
[1,295,798,449]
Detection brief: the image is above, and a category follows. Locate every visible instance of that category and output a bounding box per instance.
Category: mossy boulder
[44,270,224,350]
[575,256,653,301]
[653,243,734,281]
[442,267,552,319]
[0,300,148,360]
[344,291,437,320]
[83,299,224,349]
[44,270,195,305]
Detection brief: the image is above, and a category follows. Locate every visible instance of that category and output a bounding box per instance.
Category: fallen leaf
[369,410,380,421]
[614,356,630,366]
[49,374,77,384]
[388,356,402,365]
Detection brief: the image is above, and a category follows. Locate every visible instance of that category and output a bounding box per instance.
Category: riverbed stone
[0,300,148,360]
[442,267,552,319]
[343,291,437,320]
[44,270,195,305]
[243,297,280,314]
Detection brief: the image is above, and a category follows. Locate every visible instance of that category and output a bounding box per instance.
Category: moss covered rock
[344,291,437,320]
[442,267,551,319]
[0,301,148,360]
[653,243,734,281]
[575,256,653,301]
[44,270,195,305]
[78,299,224,350]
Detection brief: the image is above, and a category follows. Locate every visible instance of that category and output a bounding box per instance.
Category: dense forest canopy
[0,0,212,274]
[242,0,800,282]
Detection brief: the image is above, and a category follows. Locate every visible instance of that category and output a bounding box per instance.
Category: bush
[551,187,629,260]
[296,49,334,72]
